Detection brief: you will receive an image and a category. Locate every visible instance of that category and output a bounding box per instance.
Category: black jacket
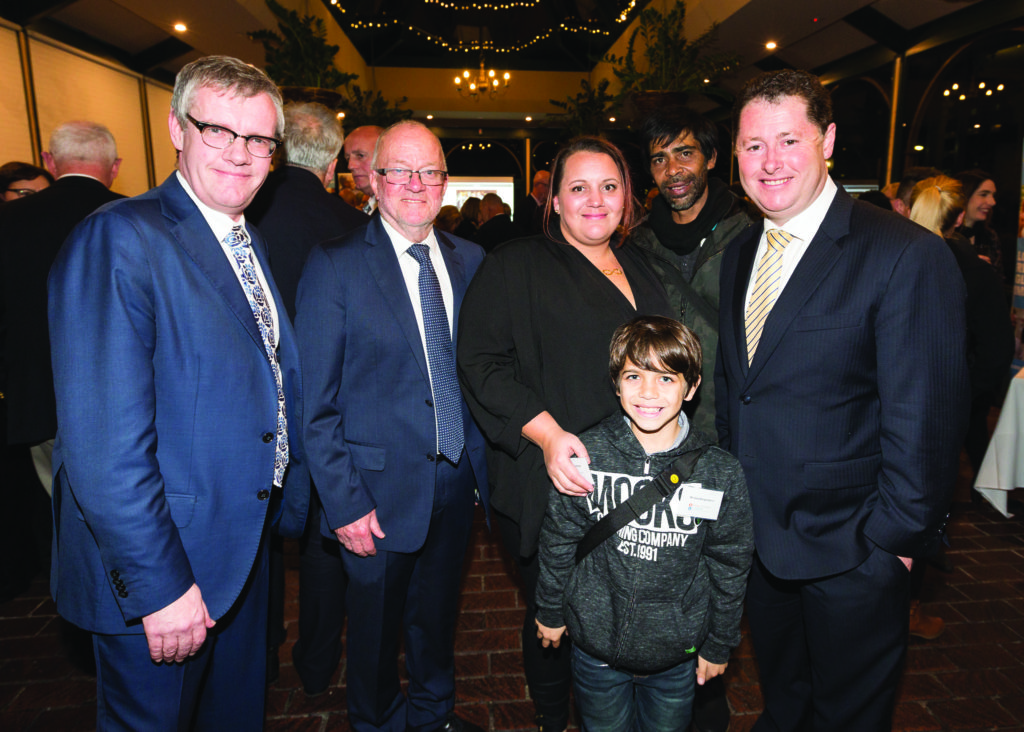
[0,175,122,445]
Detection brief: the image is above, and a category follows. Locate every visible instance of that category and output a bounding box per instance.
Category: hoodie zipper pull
[643,455,652,476]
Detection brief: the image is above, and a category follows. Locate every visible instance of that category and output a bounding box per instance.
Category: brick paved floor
[4,490,1024,731]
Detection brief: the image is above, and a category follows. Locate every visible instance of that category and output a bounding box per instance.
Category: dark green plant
[548,79,615,137]
[248,0,357,90]
[602,1,739,107]
[340,85,413,129]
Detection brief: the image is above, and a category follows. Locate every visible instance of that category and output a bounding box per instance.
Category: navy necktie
[225,225,289,486]
[408,243,465,462]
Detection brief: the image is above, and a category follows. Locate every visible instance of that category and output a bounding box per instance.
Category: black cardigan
[456,233,674,556]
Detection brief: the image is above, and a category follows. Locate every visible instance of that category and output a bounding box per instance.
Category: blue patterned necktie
[225,225,289,486]
[408,243,465,462]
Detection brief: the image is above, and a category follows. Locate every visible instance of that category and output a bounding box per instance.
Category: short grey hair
[171,55,284,137]
[371,120,446,171]
[282,102,343,173]
[49,121,118,167]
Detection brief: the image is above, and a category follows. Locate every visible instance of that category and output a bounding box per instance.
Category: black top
[1,175,123,444]
[456,233,674,555]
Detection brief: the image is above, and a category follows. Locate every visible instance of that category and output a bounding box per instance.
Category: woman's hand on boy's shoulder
[696,656,727,686]
[535,619,567,648]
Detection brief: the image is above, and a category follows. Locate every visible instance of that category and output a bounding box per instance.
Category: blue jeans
[571,645,696,732]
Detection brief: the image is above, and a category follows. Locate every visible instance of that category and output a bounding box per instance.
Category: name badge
[676,483,723,521]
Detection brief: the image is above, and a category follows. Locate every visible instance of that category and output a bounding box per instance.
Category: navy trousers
[92,533,269,731]
[341,454,476,732]
[747,547,910,732]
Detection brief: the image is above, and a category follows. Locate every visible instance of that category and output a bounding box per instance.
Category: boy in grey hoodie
[535,316,753,732]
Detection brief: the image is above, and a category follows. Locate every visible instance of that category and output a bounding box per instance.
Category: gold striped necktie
[745,228,793,365]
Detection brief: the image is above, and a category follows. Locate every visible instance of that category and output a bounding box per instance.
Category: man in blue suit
[48,56,308,730]
[716,70,968,731]
[296,120,487,732]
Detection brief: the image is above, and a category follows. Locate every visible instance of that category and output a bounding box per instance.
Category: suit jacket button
[425,399,433,408]
[741,395,752,404]
[118,590,129,598]
[257,489,271,500]
[426,453,436,462]
[262,432,274,443]
[110,570,120,579]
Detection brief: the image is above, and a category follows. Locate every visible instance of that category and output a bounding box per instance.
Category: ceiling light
[952,83,959,90]
[173,22,187,32]
[979,82,986,89]
[426,114,434,120]
[998,84,1005,91]
[336,112,345,119]
[959,94,966,100]
[943,90,950,96]
[765,41,777,50]
[974,124,981,129]
[608,117,616,122]
[914,145,924,151]
[525,116,532,122]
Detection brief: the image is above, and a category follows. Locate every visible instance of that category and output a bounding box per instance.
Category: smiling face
[617,357,699,453]
[735,95,836,226]
[964,179,997,227]
[370,124,447,242]
[649,131,717,225]
[553,151,625,251]
[169,86,277,221]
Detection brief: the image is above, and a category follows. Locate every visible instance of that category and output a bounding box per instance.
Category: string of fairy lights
[328,0,626,56]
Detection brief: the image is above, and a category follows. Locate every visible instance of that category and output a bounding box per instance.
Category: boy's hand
[535,619,567,648]
[696,656,727,686]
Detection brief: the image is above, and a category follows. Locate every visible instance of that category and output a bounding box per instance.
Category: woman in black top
[457,137,674,731]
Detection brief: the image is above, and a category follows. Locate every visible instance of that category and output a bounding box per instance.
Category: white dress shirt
[743,176,838,311]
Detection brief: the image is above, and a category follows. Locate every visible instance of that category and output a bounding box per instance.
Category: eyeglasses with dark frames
[375,168,448,186]
[5,188,41,198]
[185,114,281,158]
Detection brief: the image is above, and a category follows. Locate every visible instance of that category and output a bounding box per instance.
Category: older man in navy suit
[297,120,487,732]
[716,70,968,731]
[48,56,308,730]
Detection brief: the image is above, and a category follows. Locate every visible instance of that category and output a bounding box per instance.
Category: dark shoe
[441,713,485,732]
[909,600,945,640]
[693,675,730,732]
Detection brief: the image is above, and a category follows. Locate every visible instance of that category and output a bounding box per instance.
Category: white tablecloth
[974,369,1024,517]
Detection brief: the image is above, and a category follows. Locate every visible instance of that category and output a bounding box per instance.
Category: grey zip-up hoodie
[535,412,753,673]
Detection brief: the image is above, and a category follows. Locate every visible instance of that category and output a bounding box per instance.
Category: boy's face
[617,358,700,450]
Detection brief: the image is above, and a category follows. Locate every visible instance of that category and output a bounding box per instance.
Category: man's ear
[707,149,717,172]
[324,158,338,189]
[42,152,57,178]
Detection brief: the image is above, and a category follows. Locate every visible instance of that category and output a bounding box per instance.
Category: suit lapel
[437,230,467,348]
[363,217,432,383]
[728,225,760,378]
[744,189,853,385]
[158,175,264,351]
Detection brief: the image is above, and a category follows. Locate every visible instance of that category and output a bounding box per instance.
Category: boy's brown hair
[609,316,702,388]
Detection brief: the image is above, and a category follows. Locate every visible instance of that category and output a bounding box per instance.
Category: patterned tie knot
[766,228,793,252]
[408,243,431,265]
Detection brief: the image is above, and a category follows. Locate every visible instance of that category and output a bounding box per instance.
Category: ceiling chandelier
[454,56,511,100]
